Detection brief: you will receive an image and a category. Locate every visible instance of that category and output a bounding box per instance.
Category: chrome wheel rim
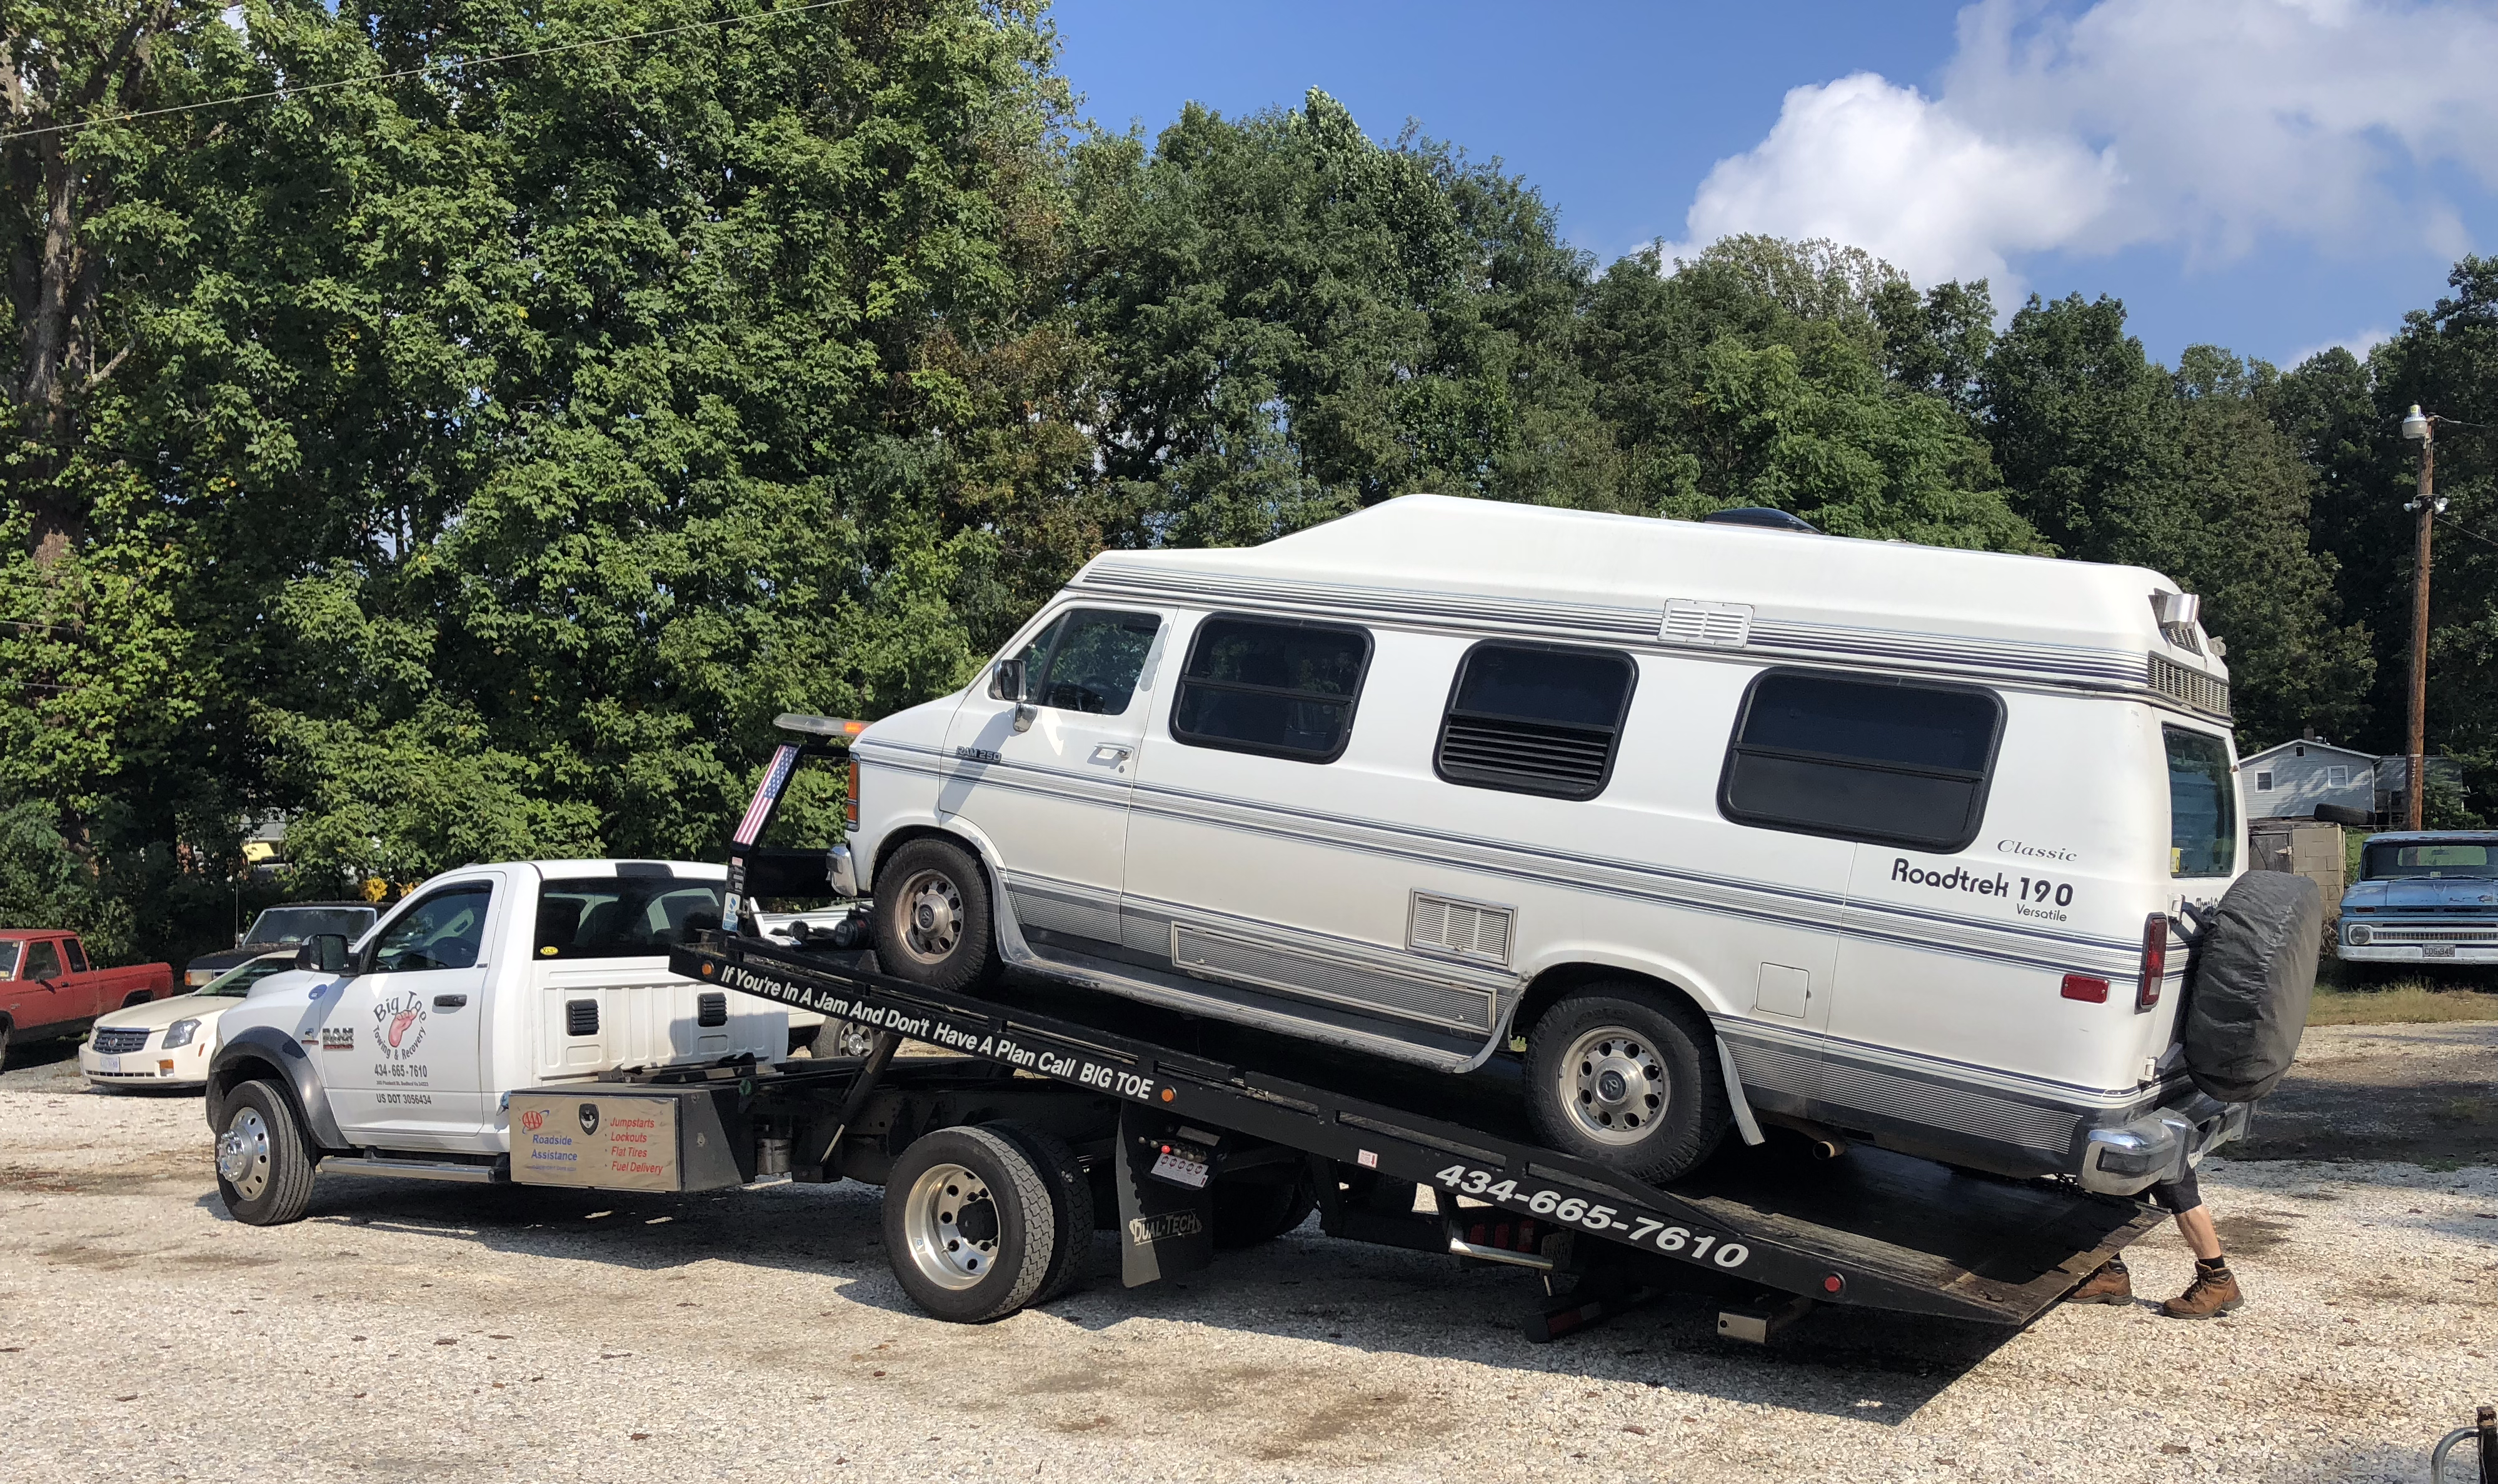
[831,1022,877,1060]
[901,1161,998,1291]
[896,869,965,964]
[218,1106,272,1199]
[1560,1026,1667,1145]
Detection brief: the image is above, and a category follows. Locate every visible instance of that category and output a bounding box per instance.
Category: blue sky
[1049,0,2498,369]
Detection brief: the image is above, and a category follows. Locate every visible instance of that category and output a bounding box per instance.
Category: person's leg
[2151,1167,2242,1318]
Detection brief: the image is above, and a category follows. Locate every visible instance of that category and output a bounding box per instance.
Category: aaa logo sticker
[371,990,428,1061]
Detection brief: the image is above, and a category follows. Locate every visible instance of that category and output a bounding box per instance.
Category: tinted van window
[1171,616,1370,763]
[535,878,727,960]
[1437,643,1636,800]
[1720,671,2002,851]
[2164,727,2237,877]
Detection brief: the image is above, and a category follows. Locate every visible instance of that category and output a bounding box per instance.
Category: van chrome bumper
[2078,1095,2250,1196]
[830,843,858,899]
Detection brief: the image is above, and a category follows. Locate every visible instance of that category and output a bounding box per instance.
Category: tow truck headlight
[162,1018,203,1049]
[2346,924,2371,946]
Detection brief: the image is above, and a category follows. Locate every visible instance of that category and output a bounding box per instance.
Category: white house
[2239,738,2375,821]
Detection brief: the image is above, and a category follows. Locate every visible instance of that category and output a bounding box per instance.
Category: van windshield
[2362,842,2498,881]
[2165,726,2237,877]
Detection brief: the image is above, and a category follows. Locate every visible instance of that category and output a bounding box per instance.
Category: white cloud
[2284,325,2395,366]
[1659,0,2498,293]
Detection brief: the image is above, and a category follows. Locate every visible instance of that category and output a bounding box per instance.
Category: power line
[1,0,857,144]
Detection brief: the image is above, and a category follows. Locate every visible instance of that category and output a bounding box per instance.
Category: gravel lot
[2,1026,2491,1484]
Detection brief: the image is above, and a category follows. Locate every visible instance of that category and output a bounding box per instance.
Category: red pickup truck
[0,931,174,1067]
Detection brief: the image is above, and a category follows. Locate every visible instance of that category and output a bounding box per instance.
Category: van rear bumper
[2077,1095,2250,1196]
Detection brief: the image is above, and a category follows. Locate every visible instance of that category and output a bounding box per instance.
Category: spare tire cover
[2182,871,2324,1103]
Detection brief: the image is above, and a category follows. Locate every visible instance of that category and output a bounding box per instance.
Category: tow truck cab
[208,860,785,1160]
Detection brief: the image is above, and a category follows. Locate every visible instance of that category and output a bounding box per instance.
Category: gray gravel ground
[1,1028,2491,1483]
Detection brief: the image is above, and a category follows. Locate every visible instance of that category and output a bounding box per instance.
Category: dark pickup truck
[0,930,173,1066]
[183,901,378,988]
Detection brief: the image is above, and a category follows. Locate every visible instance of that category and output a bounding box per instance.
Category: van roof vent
[1409,893,1514,966]
[1661,599,1752,648]
[2149,653,2230,719]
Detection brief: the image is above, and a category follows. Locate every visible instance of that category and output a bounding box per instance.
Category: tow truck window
[369,885,493,973]
[1001,609,1161,716]
[534,878,726,960]
[1436,642,1637,800]
[2362,842,2498,880]
[1171,615,1372,763]
[2164,727,2237,877]
[23,940,61,981]
[1718,671,2001,851]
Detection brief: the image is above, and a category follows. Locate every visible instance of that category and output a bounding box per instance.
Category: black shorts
[2149,1166,2202,1215]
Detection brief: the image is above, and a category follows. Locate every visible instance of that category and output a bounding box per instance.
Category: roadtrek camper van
[843,494,2252,1193]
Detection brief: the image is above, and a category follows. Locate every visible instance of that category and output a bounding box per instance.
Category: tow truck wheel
[872,838,1000,993]
[1525,982,1729,1185]
[882,1126,1058,1323]
[216,1081,317,1226]
[986,1121,1095,1304]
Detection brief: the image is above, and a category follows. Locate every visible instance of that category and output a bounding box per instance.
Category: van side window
[1718,671,2002,851]
[1436,642,1636,800]
[2164,727,2237,877]
[997,609,1161,716]
[1171,615,1371,763]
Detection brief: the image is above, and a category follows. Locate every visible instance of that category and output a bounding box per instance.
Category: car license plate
[97,1055,120,1073]
[2424,945,2457,959]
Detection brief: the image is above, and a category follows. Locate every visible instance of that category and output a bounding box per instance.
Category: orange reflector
[2060,974,2110,1003]
[1159,1088,1175,1103]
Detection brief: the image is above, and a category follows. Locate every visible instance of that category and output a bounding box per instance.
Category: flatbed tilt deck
[521,719,2161,1341]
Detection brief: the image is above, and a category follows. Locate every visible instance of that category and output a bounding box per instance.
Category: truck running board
[329,1153,504,1184]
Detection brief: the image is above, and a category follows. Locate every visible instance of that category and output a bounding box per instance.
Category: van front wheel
[1525,983,1728,1185]
[873,837,1000,993]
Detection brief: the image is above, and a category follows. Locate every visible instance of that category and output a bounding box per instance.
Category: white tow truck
[206,859,785,1218]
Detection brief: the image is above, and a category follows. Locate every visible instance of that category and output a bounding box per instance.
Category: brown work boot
[2067,1258,2134,1305]
[2161,1259,2244,1319]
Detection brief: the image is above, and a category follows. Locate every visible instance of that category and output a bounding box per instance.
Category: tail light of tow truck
[2135,913,2169,1013]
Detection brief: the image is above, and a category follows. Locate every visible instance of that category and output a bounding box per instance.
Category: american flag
[735,744,801,846]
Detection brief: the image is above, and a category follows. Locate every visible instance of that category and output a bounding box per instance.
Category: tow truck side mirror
[298,934,349,974]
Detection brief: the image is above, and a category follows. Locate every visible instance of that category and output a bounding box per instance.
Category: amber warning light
[775,712,868,739]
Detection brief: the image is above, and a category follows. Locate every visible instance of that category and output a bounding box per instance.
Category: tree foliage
[0,8,2480,964]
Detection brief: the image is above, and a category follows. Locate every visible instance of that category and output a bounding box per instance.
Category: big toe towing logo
[370,991,428,1061]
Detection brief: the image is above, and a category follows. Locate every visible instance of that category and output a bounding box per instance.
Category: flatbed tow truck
[498,721,2162,1343]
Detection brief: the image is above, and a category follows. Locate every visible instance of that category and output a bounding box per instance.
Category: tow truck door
[316,873,501,1152]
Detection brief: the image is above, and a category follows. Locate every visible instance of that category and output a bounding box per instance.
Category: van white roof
[1068,495,2230,720]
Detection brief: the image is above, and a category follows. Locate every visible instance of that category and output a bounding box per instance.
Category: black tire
[872,837,1000,994]
[0,1018,12,1072]
[880,1125,1057,1323]
[1524,982,1729,1185]
[1209,1169,1317,1248]
[214,1080,318,1226]
[986,1121,1095,1303]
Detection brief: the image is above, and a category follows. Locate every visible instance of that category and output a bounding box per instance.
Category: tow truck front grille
[92,1027,151,1054]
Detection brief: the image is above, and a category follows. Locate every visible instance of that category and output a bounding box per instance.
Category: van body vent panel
[566,999,600,1037]
[696,991,728,1028]
[1660,599,1752,648]
[2148,653,2231,719]
[1437,716,1614,798]
[1408,893,1515,967]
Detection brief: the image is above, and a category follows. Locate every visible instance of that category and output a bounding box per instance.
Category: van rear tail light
[2060,975,2109,1003]
[845,758,861,830]
[2136,913,2169,1013]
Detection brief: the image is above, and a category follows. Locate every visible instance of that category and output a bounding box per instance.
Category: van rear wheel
[872,837,999,993]
[1525,983,1728,1185]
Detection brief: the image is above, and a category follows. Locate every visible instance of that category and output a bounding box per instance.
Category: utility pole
[2400,404,2442,830]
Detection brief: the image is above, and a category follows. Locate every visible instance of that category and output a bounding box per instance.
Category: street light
[2400,405,2443,829]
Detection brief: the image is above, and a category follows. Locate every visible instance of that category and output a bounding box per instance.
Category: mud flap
[1115,1101,1214,1288]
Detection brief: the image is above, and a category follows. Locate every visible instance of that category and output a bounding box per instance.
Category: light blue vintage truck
[2336,832,2498,969]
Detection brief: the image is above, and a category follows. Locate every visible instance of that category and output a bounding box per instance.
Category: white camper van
[843,496,2255,1191]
